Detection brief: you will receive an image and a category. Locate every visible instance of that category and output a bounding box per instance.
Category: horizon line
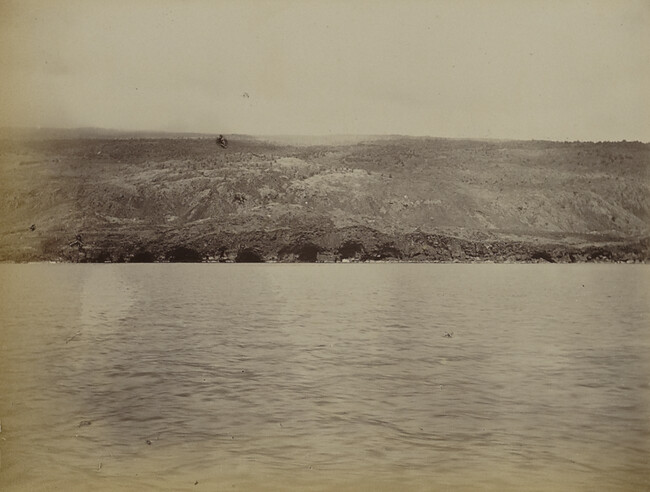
[1,126,648,145]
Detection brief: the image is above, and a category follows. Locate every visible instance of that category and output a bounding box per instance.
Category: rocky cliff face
[1,133,648,262]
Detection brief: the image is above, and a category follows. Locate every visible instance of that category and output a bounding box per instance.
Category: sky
[1,0,649,141]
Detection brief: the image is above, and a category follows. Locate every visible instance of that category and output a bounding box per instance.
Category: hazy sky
[1,0,649,140]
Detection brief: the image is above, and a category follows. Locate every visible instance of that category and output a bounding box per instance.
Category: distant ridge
[1,127,647,145]
[0,127,224,140]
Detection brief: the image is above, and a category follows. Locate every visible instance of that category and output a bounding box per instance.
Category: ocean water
[0,264,648,491]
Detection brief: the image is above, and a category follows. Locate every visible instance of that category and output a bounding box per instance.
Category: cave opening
[131,250,156,263]
[296,244,319,262]
[167,246,203,263]
[235,248,264,263]
[338,241,365,260]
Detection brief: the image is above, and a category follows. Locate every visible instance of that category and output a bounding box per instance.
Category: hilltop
[0,132,648,262]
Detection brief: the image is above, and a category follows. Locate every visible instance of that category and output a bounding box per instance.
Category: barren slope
[0,134,648,262]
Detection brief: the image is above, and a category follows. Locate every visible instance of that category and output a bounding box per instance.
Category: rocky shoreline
[18,225,648,264]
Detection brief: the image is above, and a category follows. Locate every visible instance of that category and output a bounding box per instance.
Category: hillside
[0,133,648,262]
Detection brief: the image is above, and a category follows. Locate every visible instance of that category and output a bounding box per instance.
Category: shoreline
[3,225,648,264]
[7,260,648,265]
[5,253,648,265]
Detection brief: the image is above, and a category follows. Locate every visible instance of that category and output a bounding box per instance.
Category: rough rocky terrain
[1,130,648,262]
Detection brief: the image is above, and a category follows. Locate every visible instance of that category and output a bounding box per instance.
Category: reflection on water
[1,264,649,491]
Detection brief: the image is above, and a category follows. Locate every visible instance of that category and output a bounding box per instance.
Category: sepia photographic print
[0,1,648,490]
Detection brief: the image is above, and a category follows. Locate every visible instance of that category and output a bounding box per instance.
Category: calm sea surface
[0,264,648,491]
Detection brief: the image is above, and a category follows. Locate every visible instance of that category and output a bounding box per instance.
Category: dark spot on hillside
[131,250,156,263]
[585,247,612,261]
[372,244,403,260]
[338,241,365,260]
[87,250,112,263]
[531,251,555,263]
[296,243,319,262]
[167,246,203,263]
[235,248,264,263]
